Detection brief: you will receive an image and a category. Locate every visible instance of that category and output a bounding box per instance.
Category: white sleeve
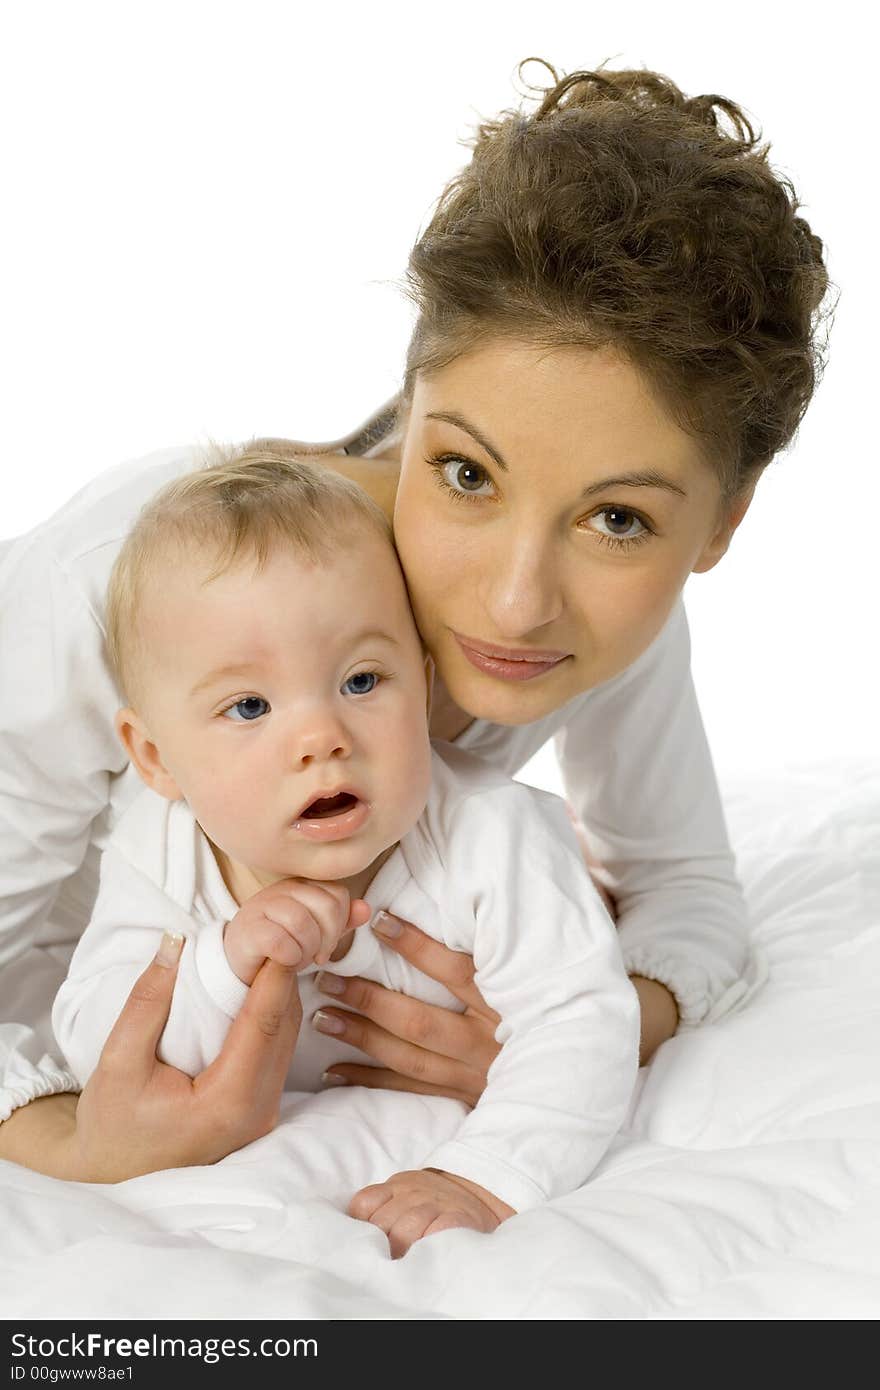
[554,600,750,1027]
[421,783,640,1213]
[0,544,126,1119]
[0,447,198,1121]
[51,841,248,1087]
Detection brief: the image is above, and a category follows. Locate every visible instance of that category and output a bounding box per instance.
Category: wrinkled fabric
[2,761,876,1319]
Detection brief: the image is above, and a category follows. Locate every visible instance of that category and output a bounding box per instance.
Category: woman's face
[394,338,751,726]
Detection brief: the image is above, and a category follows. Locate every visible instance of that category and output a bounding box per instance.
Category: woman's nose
[480,536,564,638]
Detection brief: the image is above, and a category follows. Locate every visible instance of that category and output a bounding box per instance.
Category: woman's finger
[314,970,489,1065]
[312,1003,486,1094]
[98,931,184,1085]
[210,959,302,1102]
[322,1063,476,1108]
[371,913,500,1021]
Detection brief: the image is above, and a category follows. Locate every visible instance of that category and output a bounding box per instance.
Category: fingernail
[312,1009,346,1036]
[316,971,345,996]
[321,1071,348,1087]
[156,931,184,967]
[372,910,401,939]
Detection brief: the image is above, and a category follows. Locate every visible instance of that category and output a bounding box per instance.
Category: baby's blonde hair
[106,441,392,706]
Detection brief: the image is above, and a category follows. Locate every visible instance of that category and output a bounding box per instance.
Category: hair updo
[402,60,834,496]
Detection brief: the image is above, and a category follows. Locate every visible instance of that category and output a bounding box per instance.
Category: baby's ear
[115,708,183,801]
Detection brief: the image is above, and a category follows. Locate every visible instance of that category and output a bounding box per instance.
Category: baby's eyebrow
[189,633,400,699]
[347,627,401,648]
[189,663,257,698]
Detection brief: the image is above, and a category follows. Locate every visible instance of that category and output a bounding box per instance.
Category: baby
[52,444,640,1254]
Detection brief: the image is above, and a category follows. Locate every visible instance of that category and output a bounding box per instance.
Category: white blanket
[2,761,878,1320]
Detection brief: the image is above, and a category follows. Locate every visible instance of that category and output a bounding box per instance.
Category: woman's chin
[446,665,579,728]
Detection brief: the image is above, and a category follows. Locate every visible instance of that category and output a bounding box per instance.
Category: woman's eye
[432,455,494,498]
[587,506,648,542]
[222,696,270,722]
[342,671,379,696]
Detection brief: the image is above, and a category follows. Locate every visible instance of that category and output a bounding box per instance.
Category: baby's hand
[224,880,371,985]
[348,1168,515,1258]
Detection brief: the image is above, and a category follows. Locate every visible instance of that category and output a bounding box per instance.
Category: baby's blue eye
[222,696,270,722]
[343,672,378,696]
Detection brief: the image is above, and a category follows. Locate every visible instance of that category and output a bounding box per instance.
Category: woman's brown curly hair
[402,60,834,496]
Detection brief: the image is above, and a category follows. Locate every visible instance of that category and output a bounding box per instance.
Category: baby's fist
[348,1168,514,1258]
[224,879,370,985]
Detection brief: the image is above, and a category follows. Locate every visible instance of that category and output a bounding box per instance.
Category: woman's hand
[314,914,501,1107]
[313,917,680,1101]
[0,933,303,1183]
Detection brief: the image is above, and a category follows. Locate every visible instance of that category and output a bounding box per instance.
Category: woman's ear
[114,708,183,801]
[692,483,757,575]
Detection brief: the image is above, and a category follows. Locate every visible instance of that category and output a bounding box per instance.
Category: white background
[1,1,876,779]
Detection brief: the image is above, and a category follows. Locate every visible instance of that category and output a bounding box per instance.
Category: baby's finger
[423,1211,476,1240]
[277,882,352,960]
[347,898,372,931]
[386,1204,448,1260]
[317,900,370,969]
[258,901,326,964]
[291,878,351,913]
[349,1186,437,1259]
[249,919,307,968]
[348,1182,392,1222]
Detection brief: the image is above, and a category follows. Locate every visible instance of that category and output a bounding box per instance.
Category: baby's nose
[291,713,351,765]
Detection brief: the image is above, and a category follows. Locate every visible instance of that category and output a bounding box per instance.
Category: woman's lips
[291,798,370,842]
[452,631,570,682]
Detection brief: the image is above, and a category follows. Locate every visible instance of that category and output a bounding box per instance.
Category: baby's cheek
[401,724,433,815]
[378,729,430,844]
[189,778,262,859]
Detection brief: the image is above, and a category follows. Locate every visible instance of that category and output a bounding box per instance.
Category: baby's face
[130,525,433,884]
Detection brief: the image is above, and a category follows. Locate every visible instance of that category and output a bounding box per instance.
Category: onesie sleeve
[51,823,246,1087]
[421,781,640,1213]
[0,446,198,1121]
[554,599,750,1027]
[0,543,125,1118]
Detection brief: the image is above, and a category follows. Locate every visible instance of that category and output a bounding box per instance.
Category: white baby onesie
[53,742,640,1213]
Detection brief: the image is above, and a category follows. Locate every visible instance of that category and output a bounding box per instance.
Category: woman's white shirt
[0,446,749,1119]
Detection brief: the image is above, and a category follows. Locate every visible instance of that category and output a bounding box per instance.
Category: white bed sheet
[2,760,878,1320]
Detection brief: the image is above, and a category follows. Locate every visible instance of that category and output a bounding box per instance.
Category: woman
[0,62,830,1180]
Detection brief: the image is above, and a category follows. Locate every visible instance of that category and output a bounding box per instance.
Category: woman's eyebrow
[581,470,688,498]
[425,413,688,498]
[425,412,508,471]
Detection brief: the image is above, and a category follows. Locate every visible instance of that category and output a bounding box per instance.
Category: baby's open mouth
[299,792,359,820]
[291,789,369,841]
